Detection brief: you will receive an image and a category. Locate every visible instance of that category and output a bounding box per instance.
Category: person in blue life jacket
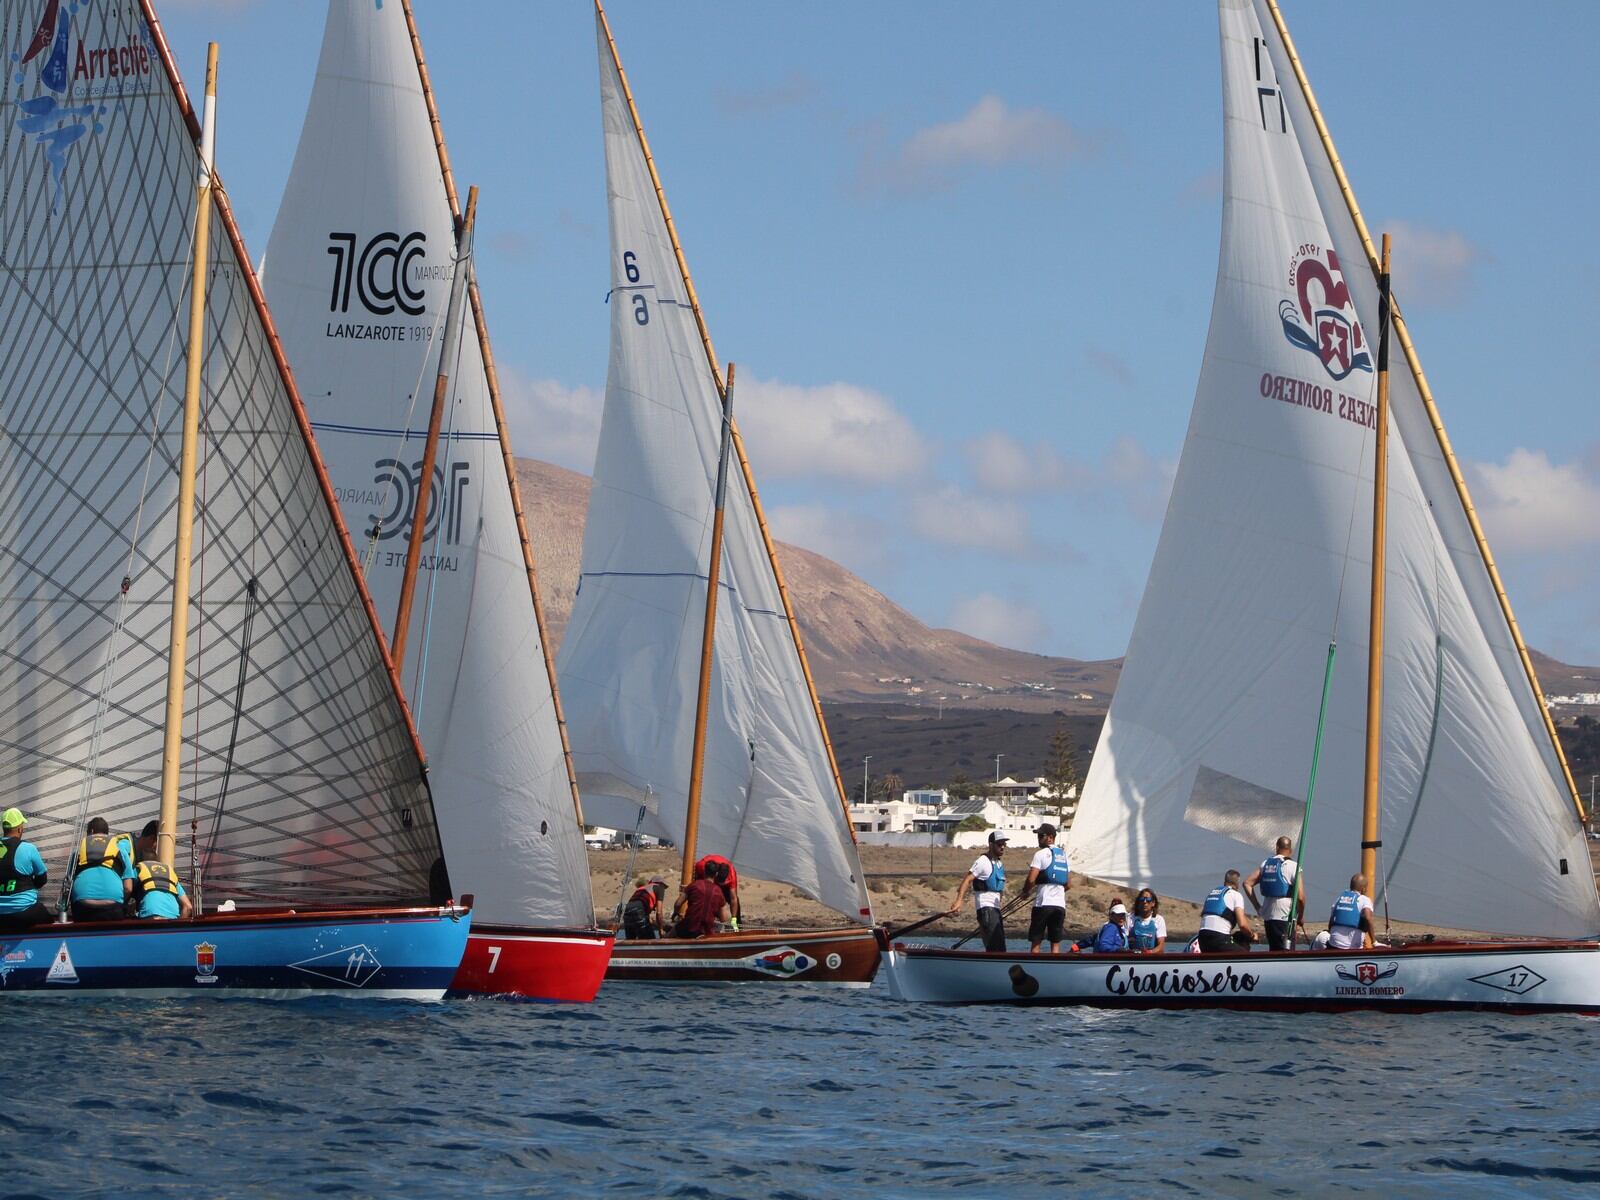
[1091,900,1131,952]
[948,832,1009,952]
[1244,835,1308,951]
[1325,873,1376,950]
[133,858,193,921]
[1197,868,1256,953]
[1128,888,1168,953]
[67,816,136,922]
[0,809,52,932]
[1021,823,1070,954]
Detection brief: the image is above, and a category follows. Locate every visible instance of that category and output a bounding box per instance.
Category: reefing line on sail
[592,0,857,849]
[400,0,584,828]
[1259,0,1583,824]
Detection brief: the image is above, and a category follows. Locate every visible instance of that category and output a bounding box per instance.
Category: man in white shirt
[1021,823,1070,954]
[948,832,1009,952]
[1245,835,1307,951]
[1326,873,1376,950]
[1197,868,1255,953]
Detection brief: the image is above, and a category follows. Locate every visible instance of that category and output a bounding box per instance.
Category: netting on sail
[260,0,592,927]
[555,14,872,924]
[1069,0,1599,939]
[0,0,440,907]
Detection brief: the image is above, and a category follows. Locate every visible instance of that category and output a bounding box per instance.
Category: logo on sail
[12,0,154,212]
[1279,245,1372,382]
[344,457,471,550]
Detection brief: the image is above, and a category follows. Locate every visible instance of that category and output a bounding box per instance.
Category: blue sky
[155,1,1600,665]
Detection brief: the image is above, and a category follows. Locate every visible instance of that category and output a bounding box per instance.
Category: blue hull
[0,906,471,1000]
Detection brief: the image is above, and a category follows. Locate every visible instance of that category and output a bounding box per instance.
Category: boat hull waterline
[0,906,470,1000]
[449,926,615,1002]
[882,940,1600,1013]
[606,926,880,985]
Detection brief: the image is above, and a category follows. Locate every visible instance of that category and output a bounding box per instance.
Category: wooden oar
[883,909,959,942]
[951,893,1030,950]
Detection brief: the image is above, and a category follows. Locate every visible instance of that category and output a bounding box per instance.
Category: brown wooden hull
[605,926,881,985]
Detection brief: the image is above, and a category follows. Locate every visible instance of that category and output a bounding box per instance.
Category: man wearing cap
[0,809,52,931]
[1092,900,1132,952]
[1020,823,1071,954]
[948,831,1009,952]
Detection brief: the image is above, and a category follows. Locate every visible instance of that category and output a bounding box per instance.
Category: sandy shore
[588,844,1509,943]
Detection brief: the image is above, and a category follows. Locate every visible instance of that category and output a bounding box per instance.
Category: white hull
[882,940,1600,1013]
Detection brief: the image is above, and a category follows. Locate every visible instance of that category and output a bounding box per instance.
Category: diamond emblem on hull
[1467,965,1546,995]
[289,944,383,988]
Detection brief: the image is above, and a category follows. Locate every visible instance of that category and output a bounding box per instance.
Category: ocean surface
[13,966,1600,1199]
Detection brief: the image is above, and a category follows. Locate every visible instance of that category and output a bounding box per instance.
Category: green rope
[1286,641,1338,946]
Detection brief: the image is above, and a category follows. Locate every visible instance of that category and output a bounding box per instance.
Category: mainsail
[0,0,442,906]
[1069,0,1599,938]
[556,9,872,924]
[262,0,591,927]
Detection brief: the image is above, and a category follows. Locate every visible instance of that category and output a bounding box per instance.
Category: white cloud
[964,432,1174,521]
[1468,448,1600,554]
[717,71,818,116]
[908,484,1032,556]
[738,374,931,483]
[767,504,887,572]
[1383,219,1484,307]
[946,592,1048,650]
[496,368,604,473]
[859,95,1085,195]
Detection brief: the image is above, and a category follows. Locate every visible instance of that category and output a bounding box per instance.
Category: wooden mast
[157,41,218,871]
[391,186,476,668]
[1262,0,1586,824]
[682,365,737,886]
[399,0,586,828]
[1361,235,1392,888]
[593,0,861,852]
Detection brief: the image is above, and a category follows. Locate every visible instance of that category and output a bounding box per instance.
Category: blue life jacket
[1129,915,1160,950]
[1258,855,1293,899]
[1330,890,1365,929]
[1201,885,1237,925]
[973,859,1005,894]
[1094,921,1128,953]
[1040,846,1069,887]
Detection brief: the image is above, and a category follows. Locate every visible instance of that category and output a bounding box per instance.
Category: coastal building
[847,778,1078,846]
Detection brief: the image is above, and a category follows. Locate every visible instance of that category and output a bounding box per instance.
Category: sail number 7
[486,945,502,973]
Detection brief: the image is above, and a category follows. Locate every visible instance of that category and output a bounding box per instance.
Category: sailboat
[0,0,470,997]
[554,2,880,985]
[261,0,612,1002]
[881,0,1600,1012]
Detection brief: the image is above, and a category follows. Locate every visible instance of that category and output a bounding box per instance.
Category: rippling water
[13,971,1600,1198]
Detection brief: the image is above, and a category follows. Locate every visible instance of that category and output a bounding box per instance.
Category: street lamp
[863,755,872,805]
[993,753,1004,784]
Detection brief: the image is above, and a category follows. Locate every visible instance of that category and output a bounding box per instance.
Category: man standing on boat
[1020,823,1070,954]
[948,832,1009,952]
[0,810,52,931]
[1244,836,1307,951]
[1197,869,1254,953]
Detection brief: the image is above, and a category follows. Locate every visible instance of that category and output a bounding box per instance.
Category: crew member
[1128,889,1167,953]
[1326,873,1376,950]
[673,861,730,938]
[622,877,668,940]
[694,853,740,930]
[948,832,1009,952]
[134,858,193,921]
[0,809,51,932]
[68,817,135,922]
[1092,901,1131,952]
[1021,823,1070,954]
[134,819,160,866]
[1245,835,1307,951]
[1197,868,1254,953]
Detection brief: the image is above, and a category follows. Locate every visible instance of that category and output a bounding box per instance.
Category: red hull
[449,925,615,1002]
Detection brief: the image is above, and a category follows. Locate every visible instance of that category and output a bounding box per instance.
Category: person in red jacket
[694,853,741,929]
[673,862,730,938]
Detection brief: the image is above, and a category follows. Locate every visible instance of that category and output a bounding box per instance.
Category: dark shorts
[975,905,1006,953]
[0,901,54,932]
[1027,905,1065,946]
[70,900,125,923]
[1197,929,1245,953]
[1264,919,1294,951]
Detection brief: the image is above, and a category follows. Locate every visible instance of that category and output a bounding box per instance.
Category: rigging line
[199,577,259,893]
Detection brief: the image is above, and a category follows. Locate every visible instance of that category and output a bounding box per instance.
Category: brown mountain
[516,457,1118,714]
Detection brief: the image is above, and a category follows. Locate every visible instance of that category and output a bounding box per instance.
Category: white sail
[555,13,872,924]
[1069,0,1599,939]
[261,0,591,928]
[0,0,444,905]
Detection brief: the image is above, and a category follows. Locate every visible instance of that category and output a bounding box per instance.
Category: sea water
[12,976,1599,1198]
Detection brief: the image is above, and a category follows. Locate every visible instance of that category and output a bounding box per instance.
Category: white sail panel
[1069,0,1599,938]
[555,16,871,924]
[261,0,590,927]
[0,0,442,905]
